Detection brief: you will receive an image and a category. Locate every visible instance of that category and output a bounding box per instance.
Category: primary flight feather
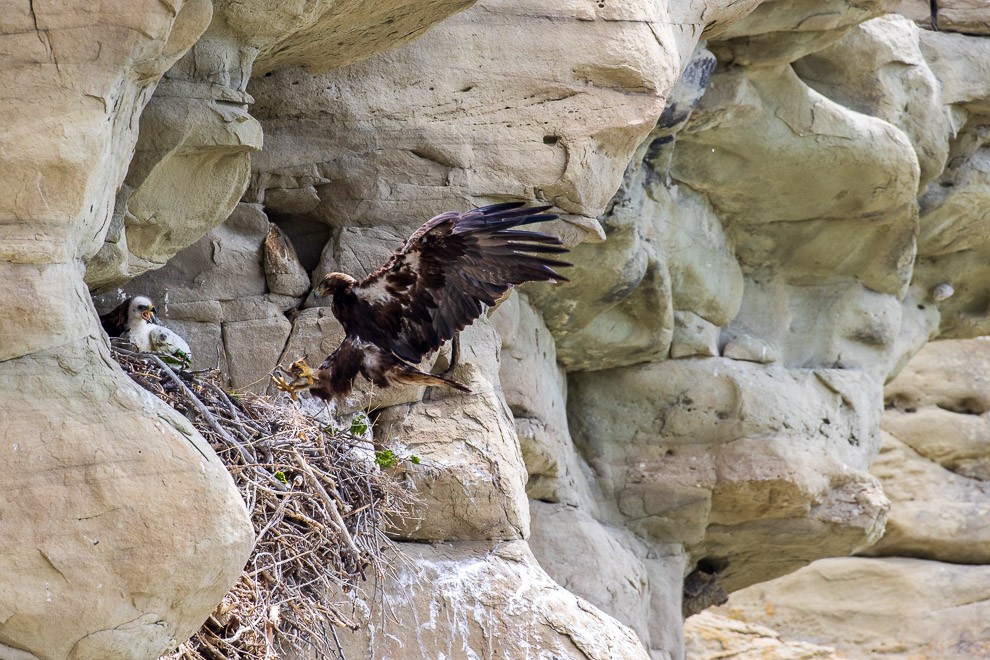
[274,201,570,401]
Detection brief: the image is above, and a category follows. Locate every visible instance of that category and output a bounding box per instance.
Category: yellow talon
[271,357,317,401]
[288,358,316,383]
[271,374,301,400]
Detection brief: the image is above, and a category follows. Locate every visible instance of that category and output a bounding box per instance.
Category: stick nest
[111,346,410,659]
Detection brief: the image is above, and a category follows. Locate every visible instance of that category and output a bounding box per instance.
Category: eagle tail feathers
[387,363,472,393]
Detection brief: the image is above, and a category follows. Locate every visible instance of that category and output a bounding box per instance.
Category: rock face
[334,541,651,660]
[706,338,990,658]
[84,0,474,292]
[5,1,990,659]
[0,2,255,658]
[0,339,253,659]
[0,1,475,658]
[685,611,840,660]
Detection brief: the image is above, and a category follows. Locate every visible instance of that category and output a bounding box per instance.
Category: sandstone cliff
[3,0,989,658]
[695,338,990,659]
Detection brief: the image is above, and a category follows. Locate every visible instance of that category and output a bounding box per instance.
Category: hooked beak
[314,281,330,298]
[143,306,157,322]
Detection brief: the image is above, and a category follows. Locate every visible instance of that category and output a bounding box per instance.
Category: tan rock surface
[8,0,990,657]
[95,203,299,392]
[529,502,688,657]
[248,0,681,229]
[373,317,531,542]
[249,0,475,74]
[895,0,990,34]
[117,0,990,656]
[685,611,841,660]
[495,294,598,509]
[863,431,990,563]
[720,338,990,657]
[0,340,253,659]
[0,2,255,658]
[263,223,311,297]
[333,541,651,660]
[911,30,990,340]
[793,15,950,187]
[710,0,902,70]
[724,557,990,659]
[569,359,889,592]
[85,0,474,292]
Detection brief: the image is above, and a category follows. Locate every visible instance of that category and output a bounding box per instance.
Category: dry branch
[111,347,410,659]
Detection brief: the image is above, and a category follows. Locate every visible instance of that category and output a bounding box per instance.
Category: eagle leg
[440,334,460,377]
[271,357,318,400]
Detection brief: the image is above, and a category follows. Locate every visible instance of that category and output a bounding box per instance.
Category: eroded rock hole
[683,557,729,617]
[268,214,331,273]
[885,395,917,413]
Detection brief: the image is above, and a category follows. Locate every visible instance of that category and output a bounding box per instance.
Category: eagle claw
[271,358,317,400]
[271,374,301,400]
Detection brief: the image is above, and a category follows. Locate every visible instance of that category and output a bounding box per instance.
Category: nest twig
[110,347,410,659]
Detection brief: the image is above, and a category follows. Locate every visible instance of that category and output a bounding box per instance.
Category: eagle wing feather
[350,202,569,364]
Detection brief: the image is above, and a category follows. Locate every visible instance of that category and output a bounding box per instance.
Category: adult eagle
[273,202,569,401]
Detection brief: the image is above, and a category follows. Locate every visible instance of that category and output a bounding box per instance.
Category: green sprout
[350,413,370,437]
[374,450,421,469]
[374,449,399,469]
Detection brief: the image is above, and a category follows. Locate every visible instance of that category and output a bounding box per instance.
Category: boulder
[0,2,254,657]
[725,557,990,658]
[335,540,652,660]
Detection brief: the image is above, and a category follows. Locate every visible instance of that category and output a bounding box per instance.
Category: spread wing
[349,202,569,363]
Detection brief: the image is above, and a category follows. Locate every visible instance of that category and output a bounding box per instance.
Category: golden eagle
[273,202,569,401]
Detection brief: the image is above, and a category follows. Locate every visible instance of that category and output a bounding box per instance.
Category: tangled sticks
[112,347,410,659]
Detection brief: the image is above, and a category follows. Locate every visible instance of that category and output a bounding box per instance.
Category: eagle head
[315,272,358,298]
[129,295,158,324]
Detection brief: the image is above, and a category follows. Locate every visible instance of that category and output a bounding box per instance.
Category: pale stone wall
[703,338,990,659]
[0,2,256,658]
[4,0,990,658]
[0,1,471,658]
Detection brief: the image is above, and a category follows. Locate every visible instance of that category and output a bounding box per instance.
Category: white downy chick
[124,295,193,370]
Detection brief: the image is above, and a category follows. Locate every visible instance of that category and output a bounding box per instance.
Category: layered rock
[334,541,651,660]
[683,7,990,655]
[0,2,254,658]
[7,0,990,658]
[85,0,473,291]
[895,0,990,34]
[709,338,990,658]
[1,1,479,658]
[685,610,840,660]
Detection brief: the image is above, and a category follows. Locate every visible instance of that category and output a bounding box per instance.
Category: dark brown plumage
[274,202,569,402]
